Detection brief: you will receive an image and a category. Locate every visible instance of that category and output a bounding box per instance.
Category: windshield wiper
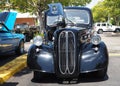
[65,18,76,26]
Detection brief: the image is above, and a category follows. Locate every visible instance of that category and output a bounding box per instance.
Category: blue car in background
[0,12,25,55]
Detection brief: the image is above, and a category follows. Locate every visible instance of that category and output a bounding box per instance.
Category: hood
[0,12,17,31]
[48,3,64,16]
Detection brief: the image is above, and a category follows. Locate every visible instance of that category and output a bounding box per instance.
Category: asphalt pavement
[2,55,120,86]
[101,32,120,54]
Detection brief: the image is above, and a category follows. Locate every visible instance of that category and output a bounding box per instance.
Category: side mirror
[56,15,66,27]
[57,19,66,27]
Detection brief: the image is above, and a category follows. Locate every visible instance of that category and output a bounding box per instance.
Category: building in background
[15,13,37,26]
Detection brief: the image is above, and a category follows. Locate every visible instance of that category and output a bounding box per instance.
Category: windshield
[47,15,59,26]
[16,24,29,29]
[64,9,90,24]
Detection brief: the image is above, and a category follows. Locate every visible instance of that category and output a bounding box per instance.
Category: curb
[0,54,27,84]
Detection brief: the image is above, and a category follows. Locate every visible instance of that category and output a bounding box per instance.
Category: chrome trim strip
[58,31,76,75]
[67,31,76,74]
[58,31,67,74]
[65,32,68,73]
[66,31,69,73]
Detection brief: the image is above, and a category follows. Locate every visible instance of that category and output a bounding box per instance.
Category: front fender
[14,33,25,46]
[27,44,54,73]
[80,42,109,73]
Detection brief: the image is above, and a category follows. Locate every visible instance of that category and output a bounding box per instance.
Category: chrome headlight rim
[91,34,101,45]
[33,36,43,46]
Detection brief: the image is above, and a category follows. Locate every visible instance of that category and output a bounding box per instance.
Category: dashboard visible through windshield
[64,9,90,24]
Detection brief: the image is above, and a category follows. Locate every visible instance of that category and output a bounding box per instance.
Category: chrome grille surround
[58,31,76,75]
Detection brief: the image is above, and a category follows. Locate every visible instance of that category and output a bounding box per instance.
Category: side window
[97,24,100,26]
[107,24,110,26]
[102,23,106,26]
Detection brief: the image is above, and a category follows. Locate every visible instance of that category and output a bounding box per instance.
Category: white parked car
[93,22,120,34]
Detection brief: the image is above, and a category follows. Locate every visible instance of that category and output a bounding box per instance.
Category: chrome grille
[58,31,76,74]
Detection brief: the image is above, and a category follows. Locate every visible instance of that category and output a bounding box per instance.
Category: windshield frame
[45,7,93,29]
[64,7,93,28]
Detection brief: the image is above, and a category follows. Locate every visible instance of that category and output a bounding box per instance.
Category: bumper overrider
[27,41,108,78]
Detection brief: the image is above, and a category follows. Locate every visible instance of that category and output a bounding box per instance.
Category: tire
[95,68,107,79]
[98,29,103,34]
[33,71,43,80]
[25,34,30,42]
[115,29,120,33]
[15,41,24,55]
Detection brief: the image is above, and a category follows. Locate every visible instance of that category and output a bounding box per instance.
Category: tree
[103,0,120,25]
[0,0,91,32]
[92,1,109,23]
[92,0,120,25]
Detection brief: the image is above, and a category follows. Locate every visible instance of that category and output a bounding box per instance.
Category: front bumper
[27,42,108,74]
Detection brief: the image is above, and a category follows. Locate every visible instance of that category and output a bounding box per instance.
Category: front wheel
[95,68,107,79]
[115,29,120,33]
[15,41,24,55]
[98,29,103,34]
[33,71,43,80]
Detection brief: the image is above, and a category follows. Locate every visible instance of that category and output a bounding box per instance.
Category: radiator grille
[58,31,76,74]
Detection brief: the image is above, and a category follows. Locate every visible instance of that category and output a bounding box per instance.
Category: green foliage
[69,0,91,6]
[5,0,91,13]
[0,9,2,12]
[92,0,120,25]
[92,1,108,22]
[34,32,44,37]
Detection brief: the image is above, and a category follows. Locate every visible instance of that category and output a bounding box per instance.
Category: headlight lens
[91,34,101,45]
[33,36,43,46]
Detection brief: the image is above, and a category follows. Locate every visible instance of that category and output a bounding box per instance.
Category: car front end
[27,3,109,81]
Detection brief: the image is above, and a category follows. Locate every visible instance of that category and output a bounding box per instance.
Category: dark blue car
[27,3,109,82]
[0,12,25,55]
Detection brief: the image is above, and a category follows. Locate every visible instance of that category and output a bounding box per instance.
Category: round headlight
[91,35,101,45]
[33,36,43,46]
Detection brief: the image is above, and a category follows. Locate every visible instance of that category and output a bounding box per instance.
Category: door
[101,23,107,31]
[0,31,15,53]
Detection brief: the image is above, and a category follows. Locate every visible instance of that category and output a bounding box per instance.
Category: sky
[86,0,100,8]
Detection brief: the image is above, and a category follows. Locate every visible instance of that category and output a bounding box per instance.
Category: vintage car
[14,23,32,42]
[14,23,40,42]
[0,12,25,55]
[27,3,109,81]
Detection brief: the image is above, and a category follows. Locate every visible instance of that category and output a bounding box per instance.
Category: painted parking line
[109,53,120,57]
[0,54,27,84]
